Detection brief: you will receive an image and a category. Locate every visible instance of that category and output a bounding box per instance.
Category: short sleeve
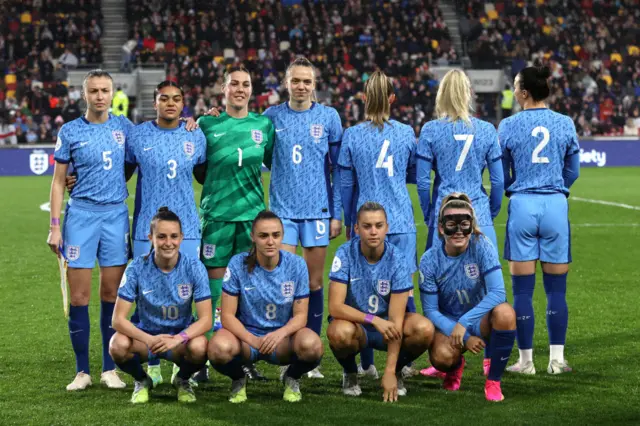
[117,262,139,302]
[486,125,502,163]
[221,256,241,296]
[54,125,71,163]
[294,257,310,299]
[418,252,438,294]
[328,108,343,144]
[478,236,501,277]
[192,259,211,302]
[328,244,350,284]
[262,106,275,120]
[416,124,434,162]
[337,129,353,169]
[195,129,207,165]
[391,251,412,294]
[566,118,580,156]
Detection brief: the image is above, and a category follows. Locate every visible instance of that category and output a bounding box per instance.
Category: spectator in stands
[112,86,129,117]
[59,48,79,69]
[0,111,18,145]
[501,85,514,118]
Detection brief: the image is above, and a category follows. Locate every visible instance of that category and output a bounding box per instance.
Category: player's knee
[207,338,235,364]
[491,303,516,330]
[308,277,324,292]
[109,333,131,361]
[406,317,435,347]
[326,322,357,350]
[429,345,458,372]
[187,336,208,361]
[70,292,90,306]
[99,287,118,302]
[296,334,323,361]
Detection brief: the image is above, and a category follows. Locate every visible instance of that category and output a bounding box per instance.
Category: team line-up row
[46,59,578,404]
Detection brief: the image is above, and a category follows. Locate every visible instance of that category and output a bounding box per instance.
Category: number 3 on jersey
[376,140,394,176]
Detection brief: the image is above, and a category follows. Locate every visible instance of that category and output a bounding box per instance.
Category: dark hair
[153,80,185,102]
[356,201,387,223]
[285,56,317,102]
[223,64,251,85]
[517,65,551,102]
[245,210,283,274]
[82,69,113,92]
[145,207,182,260]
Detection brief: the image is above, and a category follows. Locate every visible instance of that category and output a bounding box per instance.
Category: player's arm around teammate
[327,203,433,401]
[419,194,516,402]
[109,208,211,404]
[208,211,322,403]
[47,70,133,391]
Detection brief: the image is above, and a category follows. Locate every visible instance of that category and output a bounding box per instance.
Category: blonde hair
[364,70,394,130]
[285,57,318,102]
[437,192,482,239]
[435,69,473,124]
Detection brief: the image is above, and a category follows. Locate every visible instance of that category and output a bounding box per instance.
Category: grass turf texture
[1,168,639,425]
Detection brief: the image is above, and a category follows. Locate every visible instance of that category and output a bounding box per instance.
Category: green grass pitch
[1,168,639,425]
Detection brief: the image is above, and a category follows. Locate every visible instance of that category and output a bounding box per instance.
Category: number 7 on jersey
[454,134,474,172]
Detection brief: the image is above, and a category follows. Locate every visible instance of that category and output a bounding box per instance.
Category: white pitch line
[571,197,640,211]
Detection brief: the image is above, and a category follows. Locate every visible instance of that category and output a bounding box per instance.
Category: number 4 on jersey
[376,139,394,176]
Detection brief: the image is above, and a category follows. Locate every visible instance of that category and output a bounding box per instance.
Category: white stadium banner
[430,67,505,93]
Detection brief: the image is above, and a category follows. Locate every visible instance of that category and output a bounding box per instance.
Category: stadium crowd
[2,0,640,144]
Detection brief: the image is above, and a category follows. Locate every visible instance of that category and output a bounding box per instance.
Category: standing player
[110,207,211,403]
[338,70,418,379]
[198,65,275,380]
[208,211,323,403]
[47,69,131,391]
[327,202,433,401]
[419,193,516,402]
[416,69,504,377]
[264,57,343,378]
[499,65,579,375]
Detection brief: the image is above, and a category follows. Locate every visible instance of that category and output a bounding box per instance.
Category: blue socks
[115,353,147,382]
[360,348,374,370]
[512,274,535,350]
[406,295,416,313]
[307,288,324,336]
[334,352,358,375]
[543,272,568,345]
[69,305,91,374]
[286,355,321,380]
[488,329,516,382]
[177,358,205,380]
[212,355,246,380]
[100,301,116,372]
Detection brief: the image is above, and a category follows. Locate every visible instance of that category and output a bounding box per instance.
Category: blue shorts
[62,199,130,268]
[360,324,387,351]
[426,225,497,252]
[386,233,417,273]
[246,326,281,365]
[505,193,571,264]
[282,218,330,248]
[133,239,201,259]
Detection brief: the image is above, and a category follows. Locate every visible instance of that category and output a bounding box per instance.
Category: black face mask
[441,214,473,236]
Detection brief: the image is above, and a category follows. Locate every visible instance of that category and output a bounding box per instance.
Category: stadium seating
[0,0,103,143]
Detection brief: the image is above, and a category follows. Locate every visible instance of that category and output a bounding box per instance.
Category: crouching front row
[110,199,515,404]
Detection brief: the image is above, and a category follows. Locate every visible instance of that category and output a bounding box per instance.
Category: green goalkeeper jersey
[198,112,274,222]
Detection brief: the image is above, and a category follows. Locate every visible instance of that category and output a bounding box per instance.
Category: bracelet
[364,313,375,324]
[179,331,190,344]
[50,218,60,227]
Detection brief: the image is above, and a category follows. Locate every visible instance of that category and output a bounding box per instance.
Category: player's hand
[150,334,179,354]
[372,317,402,342]
[381,370,398,402]
[65,174,77,193]
[47,227,62,256]
[259,328,288,355]
[182,116,199,131]
[146,335,164,352]
[464,336,486,354]
[330,219,342,239]
[207,107,222,117]
[450,323,467,349]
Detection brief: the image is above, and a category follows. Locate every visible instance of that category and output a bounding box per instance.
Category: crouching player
[327,202,433,401]
[208,211,323,403]
[109,208,212,404]
[419,194,516,402]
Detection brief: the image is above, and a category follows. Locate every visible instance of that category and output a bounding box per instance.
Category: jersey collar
[357,238,387,266]
[81,113,113,125]
[151,120,184,132]
[285,101,316,113]
[150,250,182,274]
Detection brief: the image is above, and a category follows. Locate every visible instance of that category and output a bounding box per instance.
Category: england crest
[67,245,80,261]
[119,272,127,288]
[112,130,125,145]
[55,137,62,151]
[464,263,480,280]
[281,281,295,299]
[29,149,49,175]
[377,280,391,296]
[223,268,231,282]
[251,130,263,146]
[203,244,216,259]
[310,124,324,140]
[183,141,195,157]
[177,283,193,300]
[331,256,342,273]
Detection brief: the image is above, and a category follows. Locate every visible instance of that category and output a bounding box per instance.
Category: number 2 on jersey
[531,126,550,164]
[454,135,474,171]
[375,140,394,176]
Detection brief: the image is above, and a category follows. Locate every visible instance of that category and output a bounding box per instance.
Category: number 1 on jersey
[237,148,243,167]
[375,140,394,176]
[454,135,474,171]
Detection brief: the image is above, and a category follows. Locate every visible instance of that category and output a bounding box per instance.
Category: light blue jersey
[417,117,503,227]
[54,114,134,204]
[498,108,580,196]
[264,102,343,220]
[339,120,416,234]
[126,121,206,240]
[222,251,309,332]
[118,252,211,334]
[329,238,412,319]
